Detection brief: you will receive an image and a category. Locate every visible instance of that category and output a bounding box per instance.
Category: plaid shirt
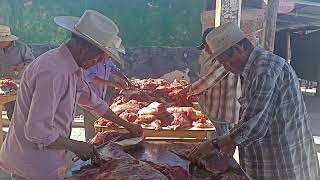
[230,47,319,180]
[191,60,241,124]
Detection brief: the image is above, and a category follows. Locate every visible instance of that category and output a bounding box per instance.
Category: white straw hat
[54,10,125,64]
[0,25,19,42]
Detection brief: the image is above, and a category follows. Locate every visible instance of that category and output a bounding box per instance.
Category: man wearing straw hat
[0,10,143,180]
[0,25,35,121]
[185,27,241,137]
[189,22,319,179]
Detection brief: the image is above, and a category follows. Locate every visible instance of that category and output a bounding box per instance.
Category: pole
[263,0,279,52]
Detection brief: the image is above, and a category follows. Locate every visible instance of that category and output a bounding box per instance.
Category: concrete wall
[30,45,201,82]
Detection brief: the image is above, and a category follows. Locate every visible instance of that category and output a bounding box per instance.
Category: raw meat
[168,112,193,130]
[138,102,166,115]
[68,144,169,180]
[144,161,194,180]
[210,171,246,180]
[119,112,138,122]
[96,78,211,130]
[134,114,157,124]
[168,144,229,176]
[0,79,18,95]
[111,100,146,115]
[94,118,119,129]
[89,131,133,146]
[166,107,194,116]
[131,78,170,90]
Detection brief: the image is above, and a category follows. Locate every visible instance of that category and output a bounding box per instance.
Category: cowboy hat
[201,22,261,67]
[0,25,19,42]
[54,10,125,64]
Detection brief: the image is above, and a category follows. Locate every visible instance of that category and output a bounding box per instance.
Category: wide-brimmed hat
[54,10,125,64]
[0,25,19,42]
[200,22,247,67]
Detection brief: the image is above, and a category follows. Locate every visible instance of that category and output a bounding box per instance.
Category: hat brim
[0,35,19,42]
[54,16,125,64]
[201,29,262,67]
[196,42,205,50]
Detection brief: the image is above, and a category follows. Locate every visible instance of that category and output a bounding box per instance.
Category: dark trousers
[4,100,15,121]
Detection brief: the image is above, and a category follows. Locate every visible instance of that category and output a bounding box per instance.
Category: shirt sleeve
[108,61,120,74]
[22,45,35,64]
[191,64,229,95]
[85,65,98,81]
[230,74,277,146]
[77,77,109,117]
[24,71,66,147]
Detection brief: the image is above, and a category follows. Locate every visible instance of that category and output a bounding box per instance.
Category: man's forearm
[47,136,79,152]
[114,71,131,84]
[90,76,117,87]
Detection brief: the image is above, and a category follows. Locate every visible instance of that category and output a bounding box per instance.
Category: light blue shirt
[85,59,120,100]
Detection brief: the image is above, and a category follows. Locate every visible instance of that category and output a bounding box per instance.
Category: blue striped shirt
[230,47,319,179]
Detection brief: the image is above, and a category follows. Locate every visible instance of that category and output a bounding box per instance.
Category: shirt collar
[58,43,82,74]
[241,46,264,79]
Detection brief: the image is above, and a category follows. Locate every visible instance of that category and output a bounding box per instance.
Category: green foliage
[0,0,205,47]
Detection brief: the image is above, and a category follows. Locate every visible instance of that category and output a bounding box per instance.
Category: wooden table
[0,95,16,145]
[95,125,215,140]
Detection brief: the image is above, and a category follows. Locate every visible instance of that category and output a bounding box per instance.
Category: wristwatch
[211,138,220,149]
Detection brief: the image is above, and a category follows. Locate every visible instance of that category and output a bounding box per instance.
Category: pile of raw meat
[95,79,212,130]
[67,132,246,180]
[0,79,18,95]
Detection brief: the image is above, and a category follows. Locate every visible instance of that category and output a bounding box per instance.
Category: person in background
[83,57,132,140]
[0,25,35,121]
[0,10,142,180]
[189,22,319,180]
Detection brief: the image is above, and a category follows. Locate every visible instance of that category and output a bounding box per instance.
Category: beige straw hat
[0,25,19,42]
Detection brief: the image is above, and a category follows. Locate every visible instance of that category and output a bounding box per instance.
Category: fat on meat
[168,112,193,130]
[138,102,166,115]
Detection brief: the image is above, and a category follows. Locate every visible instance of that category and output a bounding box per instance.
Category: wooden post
[215,0,242,26]
[263,0,279,52]
[316,82,320,97]
[286,32,291,62]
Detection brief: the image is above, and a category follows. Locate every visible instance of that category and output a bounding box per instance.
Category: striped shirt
[191,60,241,124]
[230,46,319,179]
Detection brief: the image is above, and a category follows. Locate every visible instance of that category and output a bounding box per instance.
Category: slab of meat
[68,143,168,180]
[166,107,194,116]
[111,100,146,115]
[138,102,166,115]
[144,161,194,180]
[94,118,120,129]
[134,114,157,124]
[209,171,246,180]
[168,112,193,130]
[131,78,170,90]
[119,112,138,122]
[168,144,229,176]
[0,79,18,95]
[193,116,213,128]
[89,132,133,146]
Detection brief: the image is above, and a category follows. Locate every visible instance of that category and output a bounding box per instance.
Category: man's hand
[217,135,237,158]
[69,141,96,161]
[112,81,128,89]
[126,123,143,137]
[48,136,97,161]
[188,139,216,164]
